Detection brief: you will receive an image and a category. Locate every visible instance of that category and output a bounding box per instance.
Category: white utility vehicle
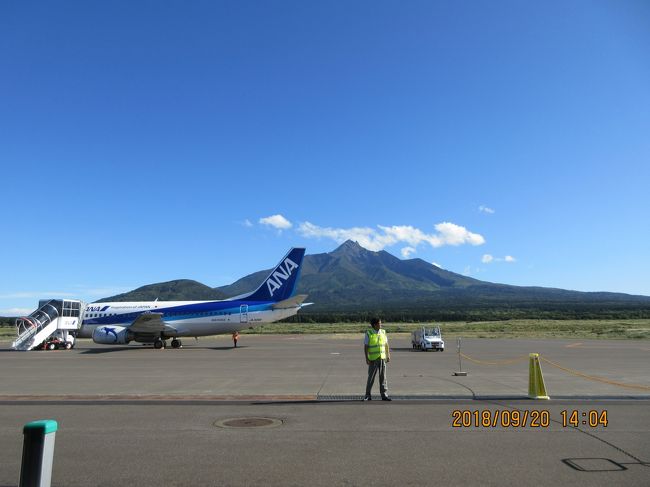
[411,326,444,351]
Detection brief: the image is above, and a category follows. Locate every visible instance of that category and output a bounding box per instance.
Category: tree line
[0,317,15,327]
[3,304,649,328]
[289,305,650,323]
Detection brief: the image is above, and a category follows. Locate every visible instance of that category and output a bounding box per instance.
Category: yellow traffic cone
[528,353,550,400]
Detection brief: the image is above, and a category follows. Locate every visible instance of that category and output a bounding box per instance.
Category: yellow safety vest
[366,329,387,361]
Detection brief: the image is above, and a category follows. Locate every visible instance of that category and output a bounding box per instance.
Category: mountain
[216,240,479,303]
[98,280,227,302]
[100,240,650,320]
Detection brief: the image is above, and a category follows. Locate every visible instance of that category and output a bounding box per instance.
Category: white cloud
[242,219,253,228]
[401,246,416,258]
[378,222,485,248]
[434,222,485,246]
[298,221,485,253]
[479,205,495,214]
[0,308,32,316]
[482,254,516,264]
[0,286,137,305]
[297,222,383,249]
[0,292,75,299]
[432,262,442,268]
[259,214,292,230]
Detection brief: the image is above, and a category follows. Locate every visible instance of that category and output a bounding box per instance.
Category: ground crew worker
[363,318,391,401]
[232,331,239,348]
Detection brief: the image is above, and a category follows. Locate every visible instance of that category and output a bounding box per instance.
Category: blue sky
[2,1,649,315]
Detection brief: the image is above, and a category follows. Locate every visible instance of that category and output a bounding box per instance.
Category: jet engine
[92,325,131,344]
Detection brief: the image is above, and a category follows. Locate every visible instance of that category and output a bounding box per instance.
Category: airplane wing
[128,312,168,333]
[272,294,308,309]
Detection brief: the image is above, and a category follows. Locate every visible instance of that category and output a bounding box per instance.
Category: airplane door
[240,304,248,323]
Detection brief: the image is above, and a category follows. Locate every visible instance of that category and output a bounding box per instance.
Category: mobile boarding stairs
[12,299,85,351]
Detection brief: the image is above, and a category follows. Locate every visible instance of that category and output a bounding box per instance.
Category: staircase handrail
[13,300,60,348]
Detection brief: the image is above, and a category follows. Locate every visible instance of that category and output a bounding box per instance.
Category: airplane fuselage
[77,299,299,340]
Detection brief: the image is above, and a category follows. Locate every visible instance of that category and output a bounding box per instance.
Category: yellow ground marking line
[540,356,650,391]
[459,353,529,365]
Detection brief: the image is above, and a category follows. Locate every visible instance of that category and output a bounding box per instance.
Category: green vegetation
[0,316,15,327]
[244,319,650,339]
[0,323,16,338]
[295,306,650,322]
[1,318,648,341]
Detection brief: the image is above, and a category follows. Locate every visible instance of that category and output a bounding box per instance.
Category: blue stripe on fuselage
[83,300,272,325]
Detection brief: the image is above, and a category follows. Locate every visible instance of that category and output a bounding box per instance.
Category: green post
[20,420,58,487]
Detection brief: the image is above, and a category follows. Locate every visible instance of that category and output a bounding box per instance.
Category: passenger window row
[85,311,235,319]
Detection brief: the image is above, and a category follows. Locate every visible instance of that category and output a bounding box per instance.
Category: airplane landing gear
[153,339,166,349]
[171,339,182,349]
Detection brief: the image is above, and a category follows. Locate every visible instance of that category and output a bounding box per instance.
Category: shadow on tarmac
[391,347,445,353]
[80,347,134,354]
[77,345,248,353]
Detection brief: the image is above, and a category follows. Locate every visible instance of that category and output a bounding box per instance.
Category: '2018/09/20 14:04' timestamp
[451,409,608,428]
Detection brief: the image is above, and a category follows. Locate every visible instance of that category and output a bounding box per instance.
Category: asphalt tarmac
[0,335,648,485]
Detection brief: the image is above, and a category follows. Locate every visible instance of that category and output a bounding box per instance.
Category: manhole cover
[214,417,283,429]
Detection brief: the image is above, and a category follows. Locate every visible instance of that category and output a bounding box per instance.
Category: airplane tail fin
[243,248,306,302]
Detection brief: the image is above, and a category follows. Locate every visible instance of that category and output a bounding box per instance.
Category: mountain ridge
[98,240,650,319]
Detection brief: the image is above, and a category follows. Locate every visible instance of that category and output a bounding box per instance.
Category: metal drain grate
[214,417,283,429]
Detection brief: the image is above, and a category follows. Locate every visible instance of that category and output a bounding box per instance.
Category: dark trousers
[366,359,388,397]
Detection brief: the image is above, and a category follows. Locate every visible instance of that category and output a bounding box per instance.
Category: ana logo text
[266,257,298,296]
[87,306,110,312]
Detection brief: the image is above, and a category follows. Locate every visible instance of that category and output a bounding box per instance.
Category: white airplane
[83,247,308,348]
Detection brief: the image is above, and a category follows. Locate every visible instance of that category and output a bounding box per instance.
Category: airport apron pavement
[1,336,648,486]
[0,335,648,399]
[0,400,648,486]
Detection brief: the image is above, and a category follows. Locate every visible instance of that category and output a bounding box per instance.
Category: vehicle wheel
[153,340,163,349]
[171,339,182,349]
[47,342,56,350]
[64,342,72,350]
